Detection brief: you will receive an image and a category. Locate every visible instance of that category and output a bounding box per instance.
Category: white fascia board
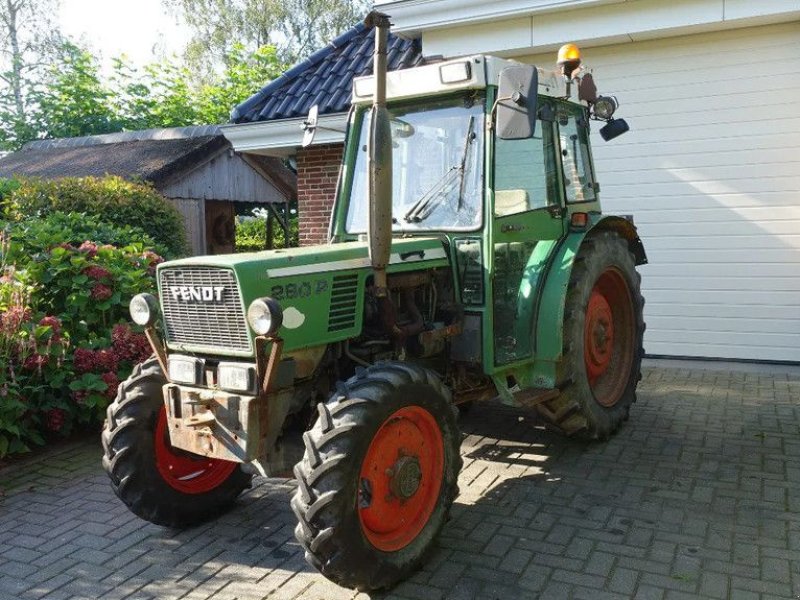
[418,0,800,58]
[221,113,349,157]
[375,0,624,36]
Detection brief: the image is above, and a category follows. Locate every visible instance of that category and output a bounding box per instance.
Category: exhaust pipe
[365,11,392,298]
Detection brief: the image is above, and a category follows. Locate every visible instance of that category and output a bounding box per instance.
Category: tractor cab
[318,49,636,384]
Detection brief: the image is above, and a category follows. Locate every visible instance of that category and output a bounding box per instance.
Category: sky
[59,0,193,67]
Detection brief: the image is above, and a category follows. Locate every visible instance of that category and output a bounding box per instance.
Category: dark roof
[0,135,227,186]
[231,22,422,124]
[0,126,296,196]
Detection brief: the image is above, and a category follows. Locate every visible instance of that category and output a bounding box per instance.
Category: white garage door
[527,22,800,362]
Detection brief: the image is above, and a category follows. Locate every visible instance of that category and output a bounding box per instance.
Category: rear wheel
[101,358,252,527]
[292,362,461,591]
[536,231,644,439]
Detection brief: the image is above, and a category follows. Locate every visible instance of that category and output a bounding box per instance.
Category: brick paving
[1,363,799,600]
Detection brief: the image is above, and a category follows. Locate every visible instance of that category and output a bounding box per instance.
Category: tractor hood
[156,237,451,356]
[160,237,449,278]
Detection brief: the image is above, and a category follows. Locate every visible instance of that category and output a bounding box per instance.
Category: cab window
[493,118,558,216]
[557,110,596,203]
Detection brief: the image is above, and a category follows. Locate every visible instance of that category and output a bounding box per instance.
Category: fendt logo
[169,286,225,302]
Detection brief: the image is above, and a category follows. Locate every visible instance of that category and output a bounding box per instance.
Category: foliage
[0,210,165,257]
[0,0,62,149]
[235,206,298,252]
[164,0,369,71]
[0,177,20,201]
[0,212,157,457]
[28,42,124,140]
[1,38,284,151]
[1,176,188,258]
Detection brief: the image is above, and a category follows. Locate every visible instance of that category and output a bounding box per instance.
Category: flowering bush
[0,212,160,457]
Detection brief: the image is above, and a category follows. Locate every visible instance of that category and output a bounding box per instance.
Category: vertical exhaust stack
[365,11,392,298]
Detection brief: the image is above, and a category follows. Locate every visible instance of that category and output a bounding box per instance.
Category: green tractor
[101,13,645,591]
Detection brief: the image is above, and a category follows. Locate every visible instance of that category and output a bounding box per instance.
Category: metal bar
[261,338,284,395]
[145,326,168,378]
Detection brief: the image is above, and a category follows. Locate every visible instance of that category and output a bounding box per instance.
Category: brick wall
[296,143,344,246]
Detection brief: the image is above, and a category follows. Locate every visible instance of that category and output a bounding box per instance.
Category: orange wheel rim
[584,267,634,407]
[154,407,237,494]
[358,405,444,552]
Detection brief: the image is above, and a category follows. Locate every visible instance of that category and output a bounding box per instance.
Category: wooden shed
[0,126,296,255]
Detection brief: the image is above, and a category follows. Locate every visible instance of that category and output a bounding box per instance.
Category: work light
[129,293,158,327]
[217,362,256,393]
[246,297,283,337]
[593,96,618,120]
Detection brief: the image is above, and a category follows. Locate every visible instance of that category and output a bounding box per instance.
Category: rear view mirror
[301,105,319,147]
[496,66,538,139]
[599,118,629,141]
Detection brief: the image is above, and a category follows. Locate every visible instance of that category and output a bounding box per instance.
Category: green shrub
[1,176,188,257]
[0,178,20,202]
[0,212,159,457]
[235,207,298,253]
[3,211,166,258]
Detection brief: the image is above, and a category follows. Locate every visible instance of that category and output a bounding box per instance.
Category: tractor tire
[292,362,462,591]
[537,230,645,439]
[101,357,252,527]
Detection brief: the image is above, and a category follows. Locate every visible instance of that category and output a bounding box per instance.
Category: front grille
[160,267,251,353]
[328,274,359,332]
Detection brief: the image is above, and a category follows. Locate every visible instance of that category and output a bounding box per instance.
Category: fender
[530,214,646,384]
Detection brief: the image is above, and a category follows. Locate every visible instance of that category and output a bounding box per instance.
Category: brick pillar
[296,143,345,246]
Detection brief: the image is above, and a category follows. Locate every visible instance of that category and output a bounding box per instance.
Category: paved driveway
[1,363,798,600]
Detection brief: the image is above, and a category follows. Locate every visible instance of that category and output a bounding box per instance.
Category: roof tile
[230,21,421,124]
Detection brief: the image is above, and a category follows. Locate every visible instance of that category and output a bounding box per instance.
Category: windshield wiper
[403,166,460,223]
[403,115,475,224]
[457,115,475,210]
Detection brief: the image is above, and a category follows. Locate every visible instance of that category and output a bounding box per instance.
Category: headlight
[218,363,256,392]
[246,297,283,337]
[129,293,158,327]
[168,355,203,385]
[593,96,618,120]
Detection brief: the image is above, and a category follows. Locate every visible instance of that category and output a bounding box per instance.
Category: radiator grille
[160,267,251,353]
[328,274,359,332]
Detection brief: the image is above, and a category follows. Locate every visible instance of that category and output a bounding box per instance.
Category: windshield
[345,96,485,233]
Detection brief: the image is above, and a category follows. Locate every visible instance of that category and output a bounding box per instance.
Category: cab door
[490,106,566,366]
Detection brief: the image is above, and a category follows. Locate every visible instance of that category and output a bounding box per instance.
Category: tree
[164,0,370,73]
[108,43,283,127]
[29,42,122,140]
[0,0,62,150]
[1,39,285,149]
[277,0,368,63]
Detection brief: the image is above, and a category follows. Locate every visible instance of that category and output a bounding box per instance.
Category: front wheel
[292,362,462,591]
[101,358,252,527]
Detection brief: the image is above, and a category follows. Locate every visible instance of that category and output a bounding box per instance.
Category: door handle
[500,223,524,233]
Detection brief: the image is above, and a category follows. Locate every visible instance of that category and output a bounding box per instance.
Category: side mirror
[599,118,629,141]
[496,66,538,139]
[301,104,319,147]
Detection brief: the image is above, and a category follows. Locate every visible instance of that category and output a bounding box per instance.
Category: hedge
[0,176,188,258]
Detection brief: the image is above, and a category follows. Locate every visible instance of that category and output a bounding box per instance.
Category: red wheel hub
[358,406,444,552]
[585,290,614,384]
[583,268,634,407]
[154,407,237,494]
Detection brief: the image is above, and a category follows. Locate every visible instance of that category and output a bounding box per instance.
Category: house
[0,126,296,255]
[223,21,422,247]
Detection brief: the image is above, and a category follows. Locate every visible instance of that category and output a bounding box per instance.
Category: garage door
[526,22,800,362]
